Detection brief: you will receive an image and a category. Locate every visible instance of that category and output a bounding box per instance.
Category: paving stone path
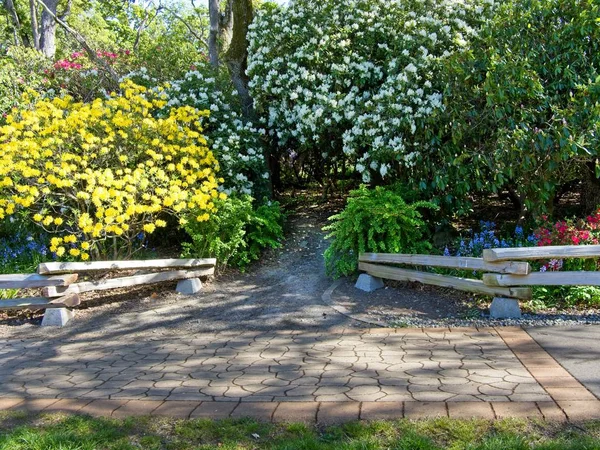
[0,328,548,403]
[1,326,599,422]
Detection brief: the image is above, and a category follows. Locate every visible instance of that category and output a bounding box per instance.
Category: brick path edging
[495,326,600,421]
[2,398,589,422]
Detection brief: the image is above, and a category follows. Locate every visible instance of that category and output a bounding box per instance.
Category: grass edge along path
[1,411,600,450]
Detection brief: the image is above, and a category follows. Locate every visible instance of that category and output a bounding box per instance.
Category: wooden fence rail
[483,245,600,262]
[0,294,80,310]
[38,258,217,275]
[483,272,600,287]
[1,258,217,311]
[359,253,530,275]
[43,267,215,298]
[359,262,532,299]
[0,274,78,289]
[360,245,600,299]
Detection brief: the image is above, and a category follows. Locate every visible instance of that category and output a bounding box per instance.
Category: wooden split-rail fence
[0,258,216,311]
[359,244,600,300]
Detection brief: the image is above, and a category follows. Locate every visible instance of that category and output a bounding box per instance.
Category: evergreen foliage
[323,185,437,278]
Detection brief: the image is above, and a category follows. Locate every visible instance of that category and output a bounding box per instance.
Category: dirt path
[0,203,359,340]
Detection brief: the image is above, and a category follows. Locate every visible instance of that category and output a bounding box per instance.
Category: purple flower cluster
[0,231,51,273]
[444,221,537,258]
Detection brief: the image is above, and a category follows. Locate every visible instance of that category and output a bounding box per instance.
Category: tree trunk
[29,0,40,49]
[224,0,253,117]
[582,161,600,213]
[219,0,234,52]
[39,0,58,58]
[3,0,24,46]
[208,0,219,67]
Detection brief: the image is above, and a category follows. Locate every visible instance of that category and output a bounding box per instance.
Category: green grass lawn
[1,411,599,450]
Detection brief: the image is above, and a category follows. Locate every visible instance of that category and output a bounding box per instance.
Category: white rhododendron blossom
[160,70,268,196]
[248,0,494,181]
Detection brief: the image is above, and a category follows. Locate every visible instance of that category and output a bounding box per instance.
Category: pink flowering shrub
[534,211,600,272]
[46,49,134,100]
[529,210,600,308]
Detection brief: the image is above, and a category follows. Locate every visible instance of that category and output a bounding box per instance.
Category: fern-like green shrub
[181,195,284,269]
[324,185,437,278]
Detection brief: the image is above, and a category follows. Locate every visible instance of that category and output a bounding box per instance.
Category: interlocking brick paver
[231,402,277,421]
[44,399,93,413]
[404,401,447,418]
[152,401,200,418]
[0,398,24,410]
[536,401,568,421]
[360,401,403,420]
[544,388,597,401]
[80,399,128,417]
[318,402,360,424]
[189,401,237,419]
[556,400,600,421]
[11,398,59,412]
[515,358,561,368]
[112,400,163,418]
[273,402,318,423]
[447,402,495,419]
[534,376,583,389]
[492,402,541,418]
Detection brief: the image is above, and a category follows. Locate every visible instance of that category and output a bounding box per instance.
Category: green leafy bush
[0,46,51,120]
[323,185,437,278]
[440,0,600,216]
[246,202,286,263]
[181,196,284,269]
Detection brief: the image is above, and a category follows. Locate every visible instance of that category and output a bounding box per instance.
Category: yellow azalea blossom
[0,80,221,259]
[143,223,156,234]
[64,235,77,244]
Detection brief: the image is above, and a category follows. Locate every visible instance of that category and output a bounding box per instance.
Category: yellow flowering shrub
[0,80,225,260]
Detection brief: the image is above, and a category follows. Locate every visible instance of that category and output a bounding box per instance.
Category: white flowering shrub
[160,66,269,196]
[248,0,494,184]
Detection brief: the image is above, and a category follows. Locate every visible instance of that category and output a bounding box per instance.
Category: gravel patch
[329,277,600,329]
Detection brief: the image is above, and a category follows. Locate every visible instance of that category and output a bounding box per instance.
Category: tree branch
[133,4,162,52]
[163,6,208,48]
